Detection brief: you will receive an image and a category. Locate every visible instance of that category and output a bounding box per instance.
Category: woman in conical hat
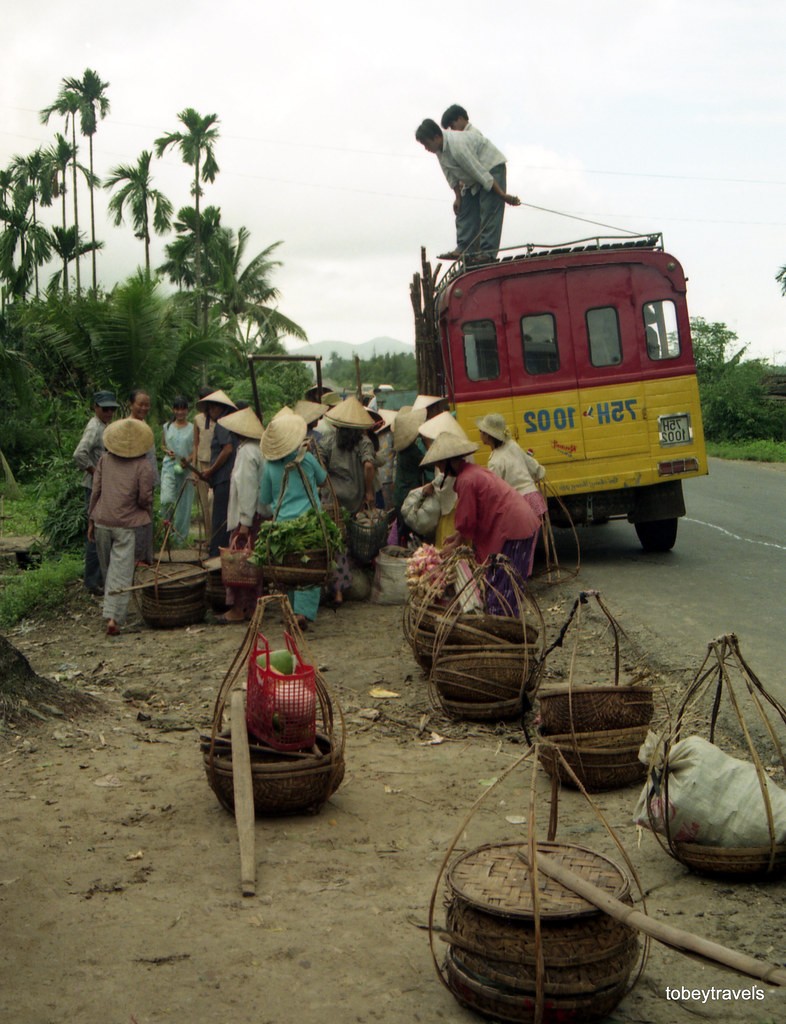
[260,413,328,629]
[88,419,157,636]
[420,431,541,612]
[201,390,239,558]
[477,413,547,576]
[318,397,377,604]
[215,406,268,623]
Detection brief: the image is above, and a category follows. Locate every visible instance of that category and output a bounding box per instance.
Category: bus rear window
[587,307,622,366]
[521,314,560,374]
[462,320,499,381]
[644,300,680,360]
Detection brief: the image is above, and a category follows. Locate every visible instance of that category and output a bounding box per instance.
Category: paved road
[551,458,786,701]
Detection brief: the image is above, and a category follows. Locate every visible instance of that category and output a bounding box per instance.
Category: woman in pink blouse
[420,432,539,614]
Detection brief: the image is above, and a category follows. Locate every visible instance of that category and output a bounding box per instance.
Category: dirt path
[1,577,784,1024]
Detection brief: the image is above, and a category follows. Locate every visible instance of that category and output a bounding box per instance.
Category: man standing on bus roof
[415,112,520,263]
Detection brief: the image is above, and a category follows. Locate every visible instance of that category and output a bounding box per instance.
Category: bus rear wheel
[635,518,678,552]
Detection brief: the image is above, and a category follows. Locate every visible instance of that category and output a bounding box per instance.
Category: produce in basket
[253,508,343,565]
[406,544,450,599]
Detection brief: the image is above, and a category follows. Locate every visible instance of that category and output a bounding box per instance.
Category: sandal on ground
[106,621,120,636]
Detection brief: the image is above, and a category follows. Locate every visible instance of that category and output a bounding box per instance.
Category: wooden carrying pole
[517,850,786,987]
[231,689,256,897]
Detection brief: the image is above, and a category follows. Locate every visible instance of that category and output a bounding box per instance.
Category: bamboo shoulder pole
[516,850,786,987]
[231,689,256,897]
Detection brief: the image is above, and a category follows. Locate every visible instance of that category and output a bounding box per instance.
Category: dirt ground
[1,565,785,1024]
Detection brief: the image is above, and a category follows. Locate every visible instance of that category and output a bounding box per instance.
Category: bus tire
[635,518,678,552]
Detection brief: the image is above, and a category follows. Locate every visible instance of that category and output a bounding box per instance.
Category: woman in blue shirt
[260,413,327,629]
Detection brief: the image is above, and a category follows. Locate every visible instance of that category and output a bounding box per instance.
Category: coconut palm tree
[105,150,173,276]
[10,149,54,298]
[62,69,110,293]
[41,87,83,295]
[0,180,52,303]
[47,226,102,296]
[35,272,226,414]
[207,230,307,350]
[154,109,219,327]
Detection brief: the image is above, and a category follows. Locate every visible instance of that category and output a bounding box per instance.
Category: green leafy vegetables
[253,509,343,565]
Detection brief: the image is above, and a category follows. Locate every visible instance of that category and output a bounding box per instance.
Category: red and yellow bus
[434,234,708,551]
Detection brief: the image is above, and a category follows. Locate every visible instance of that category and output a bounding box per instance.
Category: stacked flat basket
[536,684,653,792]
[135,563,207,629]
[536,593,653,791]
[404,599,545,721]
[439,841,639,1023]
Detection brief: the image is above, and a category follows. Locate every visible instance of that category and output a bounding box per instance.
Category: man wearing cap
[73,391,119,595]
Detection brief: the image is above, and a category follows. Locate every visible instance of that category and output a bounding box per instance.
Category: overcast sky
[3,0,786,361]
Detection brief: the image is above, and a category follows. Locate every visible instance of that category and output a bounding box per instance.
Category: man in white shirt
[73,390,119,594]
[416,113,520,262]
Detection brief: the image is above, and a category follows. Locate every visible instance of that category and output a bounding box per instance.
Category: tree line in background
[0,69,313,482]
[690,317,786,444]
[322,349,418,392]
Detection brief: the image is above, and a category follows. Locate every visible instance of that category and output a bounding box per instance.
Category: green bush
[0,554,83,627]
[707,439,786,462]
[35,456,86,553]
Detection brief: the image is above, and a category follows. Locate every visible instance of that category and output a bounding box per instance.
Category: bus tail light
[658,458,699,476]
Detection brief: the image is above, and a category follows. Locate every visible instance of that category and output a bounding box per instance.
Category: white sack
[633,734,786,847]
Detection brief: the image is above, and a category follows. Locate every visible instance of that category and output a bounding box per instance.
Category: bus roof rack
[436,233,663,292]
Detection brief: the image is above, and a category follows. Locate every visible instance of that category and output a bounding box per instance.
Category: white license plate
[658,413,692,446]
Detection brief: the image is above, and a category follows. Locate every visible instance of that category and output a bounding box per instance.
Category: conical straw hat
[103,418,154,458]
[293,400,329,425]
[261,413,307,460]
[221,407,264,439]
[419,431,478,467]
[325,395,375,429]
[412,394,445,411]
[419,411,468,442]
[200,389,237,410]
[393,407,427,451]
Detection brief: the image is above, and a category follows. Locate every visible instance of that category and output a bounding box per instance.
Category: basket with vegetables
[253,508,343,590]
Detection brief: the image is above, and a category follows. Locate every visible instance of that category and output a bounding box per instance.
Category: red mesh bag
[246,632,317,751]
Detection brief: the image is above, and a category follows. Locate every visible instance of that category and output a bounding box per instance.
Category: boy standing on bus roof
[415,114,520,263]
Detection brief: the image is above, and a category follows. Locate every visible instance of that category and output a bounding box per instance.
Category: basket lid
[135,563,206,588]
[446,841,630,920]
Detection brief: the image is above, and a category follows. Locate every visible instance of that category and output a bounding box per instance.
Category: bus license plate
[659,413,692,446]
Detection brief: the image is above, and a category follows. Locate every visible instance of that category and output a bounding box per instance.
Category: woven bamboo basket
[135,564,207,629]
[671,842,786,878]
[537,727,649,792]
[205,567,229,612]
[347,510,390,563]
[204,732,345,816]
[440,695,526,723]
[413,602,539,648]
[262,549,330,590]
[432,648,539,702]
[538,591,655,737]
[205,594,345,817]
[442,841,639,1023]
[538,684,654,735]
[643,634,786,879]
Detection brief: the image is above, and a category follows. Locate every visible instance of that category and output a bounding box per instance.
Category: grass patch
[0,489,42,536]
[0,555,83,627]
[707,440,786,462]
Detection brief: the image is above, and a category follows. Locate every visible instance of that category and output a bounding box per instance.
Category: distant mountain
[286,337,414,362]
